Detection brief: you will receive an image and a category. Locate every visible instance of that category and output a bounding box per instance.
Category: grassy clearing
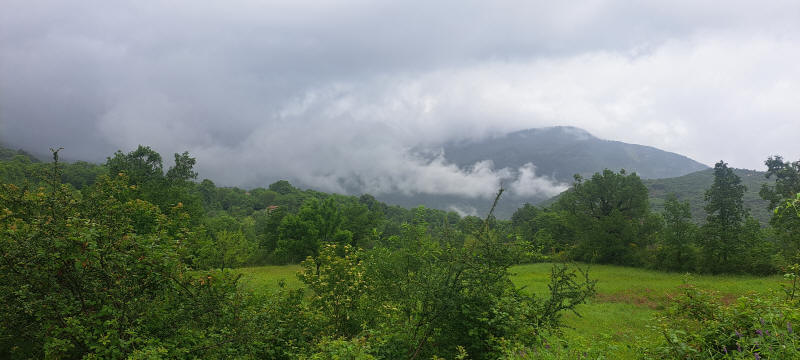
[510,263,784,358]
[234,264,302,293]
[234,262,784,359]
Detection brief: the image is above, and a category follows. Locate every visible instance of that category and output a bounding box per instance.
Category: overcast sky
[2,1,799,198]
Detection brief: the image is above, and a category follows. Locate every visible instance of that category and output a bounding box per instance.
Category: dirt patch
[595,288,743,309]
[594,289,666,310]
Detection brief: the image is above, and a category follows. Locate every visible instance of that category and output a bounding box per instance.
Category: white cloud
[510,163,569,198]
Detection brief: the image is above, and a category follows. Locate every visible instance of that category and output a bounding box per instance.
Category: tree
[556,169,656,265]
[760,156,800,260]
[105,146,203,222]
[105,145,163,186]
[654,194,698,271]
[269,180,297,195]
[699,161,748,273]
[760,156,800,210]
[275,213,319,264]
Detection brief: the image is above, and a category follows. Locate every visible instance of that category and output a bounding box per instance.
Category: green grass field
[233,263,785,359]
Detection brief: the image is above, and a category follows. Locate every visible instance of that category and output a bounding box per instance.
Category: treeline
[511,158,800,275]
[4,145,799,276]
[4,145,798,276]
[0,146,490,270]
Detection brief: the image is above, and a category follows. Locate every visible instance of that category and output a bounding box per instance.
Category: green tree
[557,169,656,265]
[760,155,800,209]
[654,194,698,271]
[699,161,749,273]
[269,180,297,195]
[105,146,203,222]
[275,213,319,264]
[760,156,800,260]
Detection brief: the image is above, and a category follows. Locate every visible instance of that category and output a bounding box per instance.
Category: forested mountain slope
[0,143,39,162]
[644,168,774,224]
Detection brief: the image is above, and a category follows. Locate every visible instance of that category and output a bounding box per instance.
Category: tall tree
[700,161,747,273]
[759,156,800,260]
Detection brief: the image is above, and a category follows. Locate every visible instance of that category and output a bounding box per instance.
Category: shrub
[0,154,244,359]
[648,278,800,359]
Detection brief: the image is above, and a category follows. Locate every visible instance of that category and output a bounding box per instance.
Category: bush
[647,278,800,359]
[0,156,245,359]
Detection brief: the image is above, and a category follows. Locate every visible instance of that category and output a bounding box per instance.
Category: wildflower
[722,345,728,354]
[760,318,765,327]
[755,353,761,360]
[789,322,794,334]
[736,329,742,338]
[757,329,763,337]
[737,343,742,352]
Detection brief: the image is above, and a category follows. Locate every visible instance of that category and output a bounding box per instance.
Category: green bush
[647,278,800,359]
[0,157,245,359]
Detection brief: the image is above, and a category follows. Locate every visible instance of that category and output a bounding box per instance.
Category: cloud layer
[2,1,800,198]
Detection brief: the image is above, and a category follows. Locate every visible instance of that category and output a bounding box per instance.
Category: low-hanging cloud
[510,163,569,198]
[2,0,800,200]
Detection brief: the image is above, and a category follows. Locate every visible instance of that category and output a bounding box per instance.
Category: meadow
[234,263,785,359]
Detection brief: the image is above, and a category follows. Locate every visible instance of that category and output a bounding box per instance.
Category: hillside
[644,168,774,224]
[375,126,709,218]
[443,126,708,182]
[0,143,39,162]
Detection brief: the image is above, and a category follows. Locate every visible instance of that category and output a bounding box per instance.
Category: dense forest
[2,145,800,358]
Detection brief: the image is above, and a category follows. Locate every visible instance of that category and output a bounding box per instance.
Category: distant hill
[644,168,774,224]
[374,126,710,218]
[0,143,40,162]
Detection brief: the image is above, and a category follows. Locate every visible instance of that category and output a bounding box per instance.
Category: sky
[1,1,799,199]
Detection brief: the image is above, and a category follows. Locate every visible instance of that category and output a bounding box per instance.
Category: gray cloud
[2,1,800,198]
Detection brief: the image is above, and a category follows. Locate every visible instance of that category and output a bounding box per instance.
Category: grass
[234,262,785,359]
[510,263,784,358]
[234,264,302,293]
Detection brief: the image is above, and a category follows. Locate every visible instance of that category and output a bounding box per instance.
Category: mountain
[443,126,708,182]
[645,168,774,224]
[373,126,710,218]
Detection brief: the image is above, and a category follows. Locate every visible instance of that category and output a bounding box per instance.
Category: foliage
[299,244,371,338]
[644,167,774,225]
[761,156,800,262]
[556,169,660,266]
[699,161,775,274]
[105,145,203,223]
[648,280,800,359]
[760,156,800,210]
[0,152,245,359]
[651,194,699,272]
[293,190,597,360]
